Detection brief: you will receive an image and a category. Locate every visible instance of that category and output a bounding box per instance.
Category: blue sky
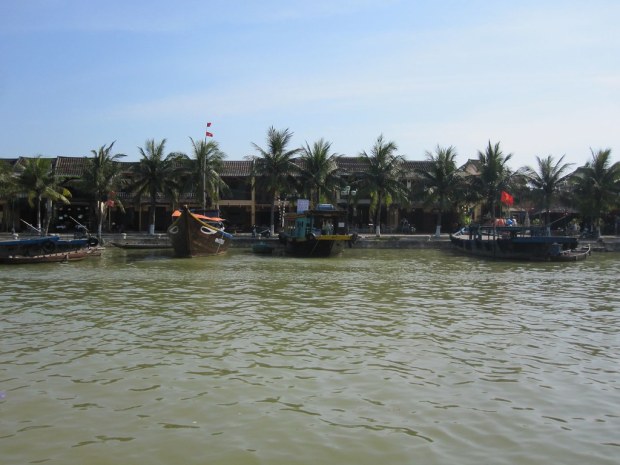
[1,0,618,169]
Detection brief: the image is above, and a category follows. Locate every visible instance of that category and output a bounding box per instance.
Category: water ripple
[1,249,619,464]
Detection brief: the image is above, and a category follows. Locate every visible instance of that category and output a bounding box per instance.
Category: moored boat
[251,241,275,255]
[166,205,233,257]
[449,224,588,262]
[0,235,99,264]
[110,235,172,249]
[278,204,358,257]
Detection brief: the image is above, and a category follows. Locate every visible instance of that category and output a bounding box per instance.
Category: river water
[1,247,619,465]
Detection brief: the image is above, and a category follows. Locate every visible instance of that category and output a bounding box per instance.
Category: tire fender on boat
[88,237,99,247]
[42,240,56,254]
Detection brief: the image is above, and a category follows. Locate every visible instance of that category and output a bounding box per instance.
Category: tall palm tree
[521,155,573,229]
[358,135,408,237]
[76,142,127,240]
[251,126,301,235]
[299,138,342,205]
[571,148,620,237]
[417,145,462,237]
[188,137,228,213]
[473,141,513,221]
[0,160,19,232]
[15,156,72,234]
[130,139,186,235]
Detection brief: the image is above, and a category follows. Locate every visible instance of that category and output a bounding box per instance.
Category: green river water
[1,247,619,465]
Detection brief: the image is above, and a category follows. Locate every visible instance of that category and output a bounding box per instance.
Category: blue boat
[0,235,99,264]
[450,224,590,261]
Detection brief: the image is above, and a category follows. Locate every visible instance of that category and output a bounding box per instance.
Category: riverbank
[2,232,619,251]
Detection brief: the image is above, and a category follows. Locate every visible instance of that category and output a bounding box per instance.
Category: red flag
[206,122,212,127]
[501,191,514,206]
[205,131,213,137]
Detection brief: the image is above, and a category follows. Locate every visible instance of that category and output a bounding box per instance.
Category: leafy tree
[130,139,186,234]
[187,137,228,212]
[76,142,127,240]
[473,141,513,221]
[358,135,408,236]
[417,145,462,236]
[571,148,620,237]
[15,156,71,234]
[520,154,573,228]
[299,138,342,205]
[0,160,19,232]
[250,127,301,235]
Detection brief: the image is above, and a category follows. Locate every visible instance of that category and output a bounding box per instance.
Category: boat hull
[284,235,350,257]
[0,236,99,264]
[450,234,585,261]
[167,206,233,258]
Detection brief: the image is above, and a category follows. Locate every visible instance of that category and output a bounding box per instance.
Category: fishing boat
[109,235,172,249]
[449,224,589,262]
[278,204,358,257]
[166,205,233,257]
[0,235,99,264]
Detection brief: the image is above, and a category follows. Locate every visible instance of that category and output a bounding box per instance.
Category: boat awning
[172,210,224,222]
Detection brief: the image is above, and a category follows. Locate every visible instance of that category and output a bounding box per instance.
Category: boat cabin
[284,204,348,239]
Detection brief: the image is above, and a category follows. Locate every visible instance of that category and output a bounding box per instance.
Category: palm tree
[15,156,72,235]
[76,142,127,240]
[299,138,342,205]
[520,155,573,230]
[130,139,186,235]
[417,145,462,237]
[251,126,302,235]
[571,148,620,237]
[187,137,228,213]
[358,135,408,236]
[473,141,513,222]
[0,160,19,232]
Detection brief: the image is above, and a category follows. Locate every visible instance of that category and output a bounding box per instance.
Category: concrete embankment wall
[3,233,619,252]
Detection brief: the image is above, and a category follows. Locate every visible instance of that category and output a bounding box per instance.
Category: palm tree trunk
[270,197,276,236]
[435,210,442,237]
[36,196,42,234]
[375,194,382,237]
[149,201,156,235]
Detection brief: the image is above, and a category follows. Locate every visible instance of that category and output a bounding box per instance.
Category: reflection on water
[1,248,619,465]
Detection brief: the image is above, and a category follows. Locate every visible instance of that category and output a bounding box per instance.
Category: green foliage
[358,135,407,234]
[570,148,620,233]
[250,127,301,232]
[187,137,228,211]
[520,154,573,225]
[130,139,187,233]
[417,145,462,228]
[473,141,513,217]
[15,156,72,234]
[299,138,342,205]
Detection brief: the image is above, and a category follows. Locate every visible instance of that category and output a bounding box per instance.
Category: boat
[277,204,358,257]
[166,205,233,257]
[110,235,172,249]
[251,241,275,255]
[449,224,589,261]
[0,235,99,264]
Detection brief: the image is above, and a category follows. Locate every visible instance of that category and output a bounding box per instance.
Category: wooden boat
[278,204,358,257]
[449,224,589,262]
[166,205,233,257]
[0,235,99,264]
[110,235,172,249]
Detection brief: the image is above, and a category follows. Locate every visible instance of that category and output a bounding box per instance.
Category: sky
[1,0,618,170]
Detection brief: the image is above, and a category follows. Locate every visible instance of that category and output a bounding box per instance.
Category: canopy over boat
[171,210,224,222]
